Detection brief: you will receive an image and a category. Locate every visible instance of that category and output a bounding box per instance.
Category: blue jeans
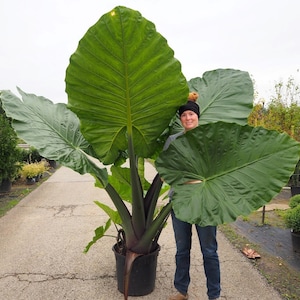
[171,210,221,299]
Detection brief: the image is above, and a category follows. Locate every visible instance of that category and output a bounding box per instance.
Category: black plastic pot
[26,177,36,185]
[48,160,57,169]
[112,244,160,296]
[291,230,300,253]
[0,179,12,193]
[290,186,300,196]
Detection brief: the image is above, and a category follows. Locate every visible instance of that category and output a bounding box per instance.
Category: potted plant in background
[284,195,300,252]
[20,161,49,185]
[1,6,300,300]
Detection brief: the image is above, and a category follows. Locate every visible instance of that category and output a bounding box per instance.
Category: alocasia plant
[156,121,300,226]
[1,6,299,299]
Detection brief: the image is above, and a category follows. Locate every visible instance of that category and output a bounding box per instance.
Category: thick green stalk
[104,182,137,246]
[132,202,172,253]
[128,135,146,241]
[144,173,163,229]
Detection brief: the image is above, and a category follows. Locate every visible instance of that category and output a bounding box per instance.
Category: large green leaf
[65,6,189,164]
[189,69,254,125]
[109,166,132,202]
[155,122,300,226]
[1,88,108,185]
[170,69,254,134]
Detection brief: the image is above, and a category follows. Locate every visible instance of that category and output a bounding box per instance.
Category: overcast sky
[1,0,299,103]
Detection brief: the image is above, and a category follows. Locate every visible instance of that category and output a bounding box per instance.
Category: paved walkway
[0,165,283,299]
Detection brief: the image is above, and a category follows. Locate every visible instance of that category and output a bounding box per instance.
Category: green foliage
[0,88,104,180]
[0,101,21,182]
[19,147,43,163]
[248,77,300,187]
[20,161,49,179]
[155,122,300,226]
[248,76,300,141]
[65,6,189,165]
[84,219,112,253]
[253,101,300,141]
[284,205,300,232]
[285,162,300,233]
[188,69,253,126]
[272,76,300,104]
[289,194,300,209]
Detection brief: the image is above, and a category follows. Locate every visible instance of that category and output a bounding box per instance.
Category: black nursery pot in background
[291,230,300,253]
[291,186,300,197]
[0,179,12,193]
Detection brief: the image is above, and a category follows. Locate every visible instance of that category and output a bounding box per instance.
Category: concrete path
[0,165,282,300]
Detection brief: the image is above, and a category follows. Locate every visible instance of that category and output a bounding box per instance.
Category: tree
[0,99,21,186]
[248,76,300,141]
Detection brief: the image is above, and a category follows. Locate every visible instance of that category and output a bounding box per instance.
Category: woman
[166,93,221,300]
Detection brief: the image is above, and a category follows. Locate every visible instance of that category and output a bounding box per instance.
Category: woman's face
[180,110,199,131]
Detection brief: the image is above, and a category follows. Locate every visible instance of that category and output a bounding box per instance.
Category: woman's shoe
[168,292,189,300]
